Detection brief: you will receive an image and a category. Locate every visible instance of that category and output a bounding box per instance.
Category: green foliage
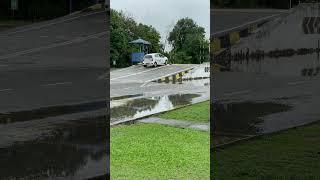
[110,9,161,68]
[168,18,209,64]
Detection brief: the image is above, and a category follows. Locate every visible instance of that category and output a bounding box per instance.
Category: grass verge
[157,101,210,123]
[213,121,320,179]
[111,123,209,179]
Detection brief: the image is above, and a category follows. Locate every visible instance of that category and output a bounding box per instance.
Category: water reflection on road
[0,116,108,179]
[110,93,206,124]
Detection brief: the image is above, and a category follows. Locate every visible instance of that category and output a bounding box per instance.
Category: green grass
[111,123,209,179]
[157,101,210,123]
[213,121,320,179]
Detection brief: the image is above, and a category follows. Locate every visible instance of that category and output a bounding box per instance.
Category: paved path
[139,117,209,132]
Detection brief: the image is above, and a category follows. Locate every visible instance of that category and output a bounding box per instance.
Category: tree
[168,18,209,64]
[110,9,161,68]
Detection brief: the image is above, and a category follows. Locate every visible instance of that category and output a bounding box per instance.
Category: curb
[140,65,197,87]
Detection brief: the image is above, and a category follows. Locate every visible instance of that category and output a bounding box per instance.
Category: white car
[142,53,168,67]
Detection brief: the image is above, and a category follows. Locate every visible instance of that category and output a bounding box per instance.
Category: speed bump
[229,31,240,45]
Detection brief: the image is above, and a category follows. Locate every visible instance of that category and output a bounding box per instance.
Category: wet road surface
[211,9,287,35]
[212,4,320,138]
[0,9,108,179]
[110,63,210,125]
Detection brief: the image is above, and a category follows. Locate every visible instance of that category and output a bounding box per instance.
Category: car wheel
[154,62,157,67]
[143,65,147,67]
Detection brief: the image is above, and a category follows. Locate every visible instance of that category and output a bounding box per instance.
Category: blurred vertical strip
[106,0,110,179]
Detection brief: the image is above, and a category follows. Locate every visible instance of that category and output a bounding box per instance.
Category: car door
[159,54,164,64]
[155,54,161,64]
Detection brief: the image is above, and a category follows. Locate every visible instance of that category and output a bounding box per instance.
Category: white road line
[224,90,251,96]
[0,88,13,92]
[0,11,105,36]
[287,81,307,86]
[41,82,72,87]
[110,65,168,81]
[0,32,106,60]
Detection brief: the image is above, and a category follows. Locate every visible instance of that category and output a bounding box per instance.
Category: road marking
[224,90,251,96]
[287,81,307,86]
[0,64,8,67]
[41,82,72,87]
[110,65,168,81]
[0,88,13,92]
[0,11,106,36]
[0,32,106,60]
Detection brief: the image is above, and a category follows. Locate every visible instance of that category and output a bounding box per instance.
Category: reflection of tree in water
[168,94,201,107]
[213,102,291,135]
[0,117,107,179]
[111,98,158,119]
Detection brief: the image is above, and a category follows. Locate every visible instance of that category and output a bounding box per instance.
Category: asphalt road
[0,11,107,113]
[0,9,108,179]
[211,9,287,35]
[212,4,320,135]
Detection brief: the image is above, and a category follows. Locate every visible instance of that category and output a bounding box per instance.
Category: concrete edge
[140,65,199,87]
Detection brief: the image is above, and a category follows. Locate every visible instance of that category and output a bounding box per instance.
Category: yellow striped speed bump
[248,24,258,34]
[212,38,222,53]
[153,70,191,84]
[229,31,240,45]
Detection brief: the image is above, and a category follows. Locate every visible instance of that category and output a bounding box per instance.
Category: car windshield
[144,55,152,59]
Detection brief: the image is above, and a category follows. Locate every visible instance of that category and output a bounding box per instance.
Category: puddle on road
[0,100,106,125]
[110,93,203,123]
[212,101,292,135]
[0,116,107,179]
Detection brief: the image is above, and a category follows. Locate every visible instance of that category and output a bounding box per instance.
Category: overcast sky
[111,0,209,51]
